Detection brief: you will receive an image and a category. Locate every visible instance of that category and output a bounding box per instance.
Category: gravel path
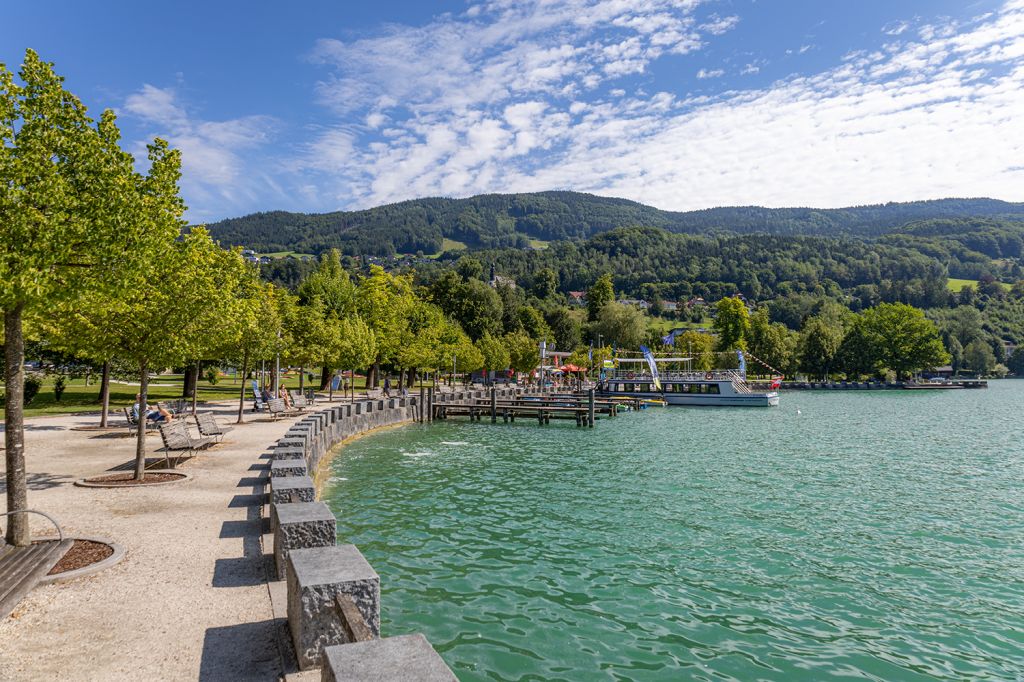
[0,401,307,681]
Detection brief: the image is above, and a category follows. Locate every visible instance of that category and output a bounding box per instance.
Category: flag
[661,329,678,346]
[770,376,782,389]
[640,345,662,391]
[737,350,747,379]
[588,342,593,363]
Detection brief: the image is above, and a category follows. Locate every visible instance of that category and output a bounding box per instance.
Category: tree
[2,51,179,542]
[747,308,797,376]
[357,265,415,384]
[456,256,483,282]
[545,307,581,351]
[798,316,844,379]
[532,267,558,300]
[835,316,877,378]
[587,274,614,322]
[1007,346,1024,376]
[476,332,510,376]
[675,331,715,371]
[518,306,550,341]
[859,303,949,379]
[593,302,646,349]
[228,280,287,423]
[506,332,540,374]
[455,280,504,341]
[964,339,996,376]
[331,316,377,400]
[713,298,750,352]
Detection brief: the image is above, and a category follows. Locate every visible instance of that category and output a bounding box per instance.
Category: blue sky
[3,0,1022,222]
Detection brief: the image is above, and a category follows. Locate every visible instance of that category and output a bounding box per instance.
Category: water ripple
[324,382,1024,681]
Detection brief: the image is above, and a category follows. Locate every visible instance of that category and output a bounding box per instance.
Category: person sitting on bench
[133,394,173,423]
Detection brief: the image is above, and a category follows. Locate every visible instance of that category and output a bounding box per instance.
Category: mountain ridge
[204,191,1024,256]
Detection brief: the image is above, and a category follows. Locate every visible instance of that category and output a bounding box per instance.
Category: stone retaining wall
[266,388,521,676]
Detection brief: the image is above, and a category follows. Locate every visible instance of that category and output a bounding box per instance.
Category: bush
[24,375,42,406]
[54,375,67,402]
[204,367,219,385]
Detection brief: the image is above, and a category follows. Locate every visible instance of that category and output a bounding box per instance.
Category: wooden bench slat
[334,593,375,643]
[0,539,73,620]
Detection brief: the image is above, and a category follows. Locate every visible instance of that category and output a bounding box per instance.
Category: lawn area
[527,238,550,249]
[259,251,315,259]
[440,238,468,252]
[947,277,1011,292]
[647,317,713,333]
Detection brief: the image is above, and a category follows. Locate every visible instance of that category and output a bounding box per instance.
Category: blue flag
[737,350,746,379]
[640,345,662,390]
[661,329,678,346]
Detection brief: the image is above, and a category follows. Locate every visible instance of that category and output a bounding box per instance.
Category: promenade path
[0,400,307,681]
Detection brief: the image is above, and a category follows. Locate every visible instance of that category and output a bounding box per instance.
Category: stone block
[274,502,336,582]
[288,544,379,670]
[271,459,308,478]
[271,475,316,505]
[276,437,307,450]
[273,446,306,461]
[320,634,456,681]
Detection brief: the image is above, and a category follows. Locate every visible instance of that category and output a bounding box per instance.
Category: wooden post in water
[490,387,497,423]
[588,389,595,428]
[419,385,425,422]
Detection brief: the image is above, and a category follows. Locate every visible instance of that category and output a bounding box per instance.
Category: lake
[321,381,1024,681]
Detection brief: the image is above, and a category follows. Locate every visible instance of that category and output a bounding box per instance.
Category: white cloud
[700,14,739,36]
[122,85,279,221]
[696,68,724,79]
[293,0,1024,213]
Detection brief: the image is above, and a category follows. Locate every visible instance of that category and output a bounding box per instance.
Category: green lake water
[321,381,1024,681]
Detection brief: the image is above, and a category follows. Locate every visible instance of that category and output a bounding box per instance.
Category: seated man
[133,394,173,423]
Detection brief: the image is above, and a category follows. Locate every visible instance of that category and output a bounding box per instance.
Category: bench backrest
[124,406,138,425]
[195,412,222,435]
[159,421,192,449]
[267,398,285,414]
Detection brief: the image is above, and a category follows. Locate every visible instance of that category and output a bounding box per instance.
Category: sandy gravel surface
[0,401,306,681]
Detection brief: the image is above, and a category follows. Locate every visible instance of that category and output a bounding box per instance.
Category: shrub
[54,375,67,402]
[24,375,42,406]
[204,367,219,385]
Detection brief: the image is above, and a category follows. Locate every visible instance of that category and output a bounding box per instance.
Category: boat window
[708,384,720,394]
[689,384,700,393]
[664,383,673,392]
[623,383,632,392]
[634,384,642,392]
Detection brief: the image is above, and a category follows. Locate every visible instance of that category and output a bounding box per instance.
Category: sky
[2,0,1023,223]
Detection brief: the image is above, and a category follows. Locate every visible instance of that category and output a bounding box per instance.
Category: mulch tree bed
[83,472,186,484]
[47,539,115,575]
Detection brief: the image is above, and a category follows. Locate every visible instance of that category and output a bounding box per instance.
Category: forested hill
[204,191,1024,256]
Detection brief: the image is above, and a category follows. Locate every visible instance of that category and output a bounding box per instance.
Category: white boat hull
[602,390,779,407]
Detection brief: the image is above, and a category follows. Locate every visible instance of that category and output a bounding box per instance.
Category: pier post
[419,385,425,422]
[588,389,595,428]
[490,387,497,423]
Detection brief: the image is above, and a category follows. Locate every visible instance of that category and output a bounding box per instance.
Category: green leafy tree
[747,308,797,375]
[518,306,551,342]
[1007,346,1024,376]
[357,265,415,383]
[587,274,614,322]
[835,316,877,378]
[456,256,483,281]
[798,316,844,379]
[532,267,558,300]
[713,298,750,351]
[456,280,504,341]
[331,316,377,400]
[228,280,288,423]
[859,303,949,379]
[506,331,540,374]
[545,307,581,351]
[964,339,996,376]
[1,51,163,542]
[675,331,715,371]
[593,302,646,350]
[476,332,510,375]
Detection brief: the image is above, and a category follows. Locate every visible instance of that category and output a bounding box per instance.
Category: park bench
[266,398,301,420]
[289,390,309,410]
[304,388,317,406]
[157,420,214,467]
[365,388,383,400]
[194,412,233,442]
[0,510,73,620]
[123,407,159,435]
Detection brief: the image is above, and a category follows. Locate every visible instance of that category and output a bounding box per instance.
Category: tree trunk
[299,366,304,392]
[4,305,30,546]
[98,361,111,428]
[237,351,249,425]
[182,363,198,400]
[192,359,200,415]
[134,363,149,481]
[319,365,332,391]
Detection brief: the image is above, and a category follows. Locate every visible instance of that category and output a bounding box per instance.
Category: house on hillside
[662,301,679,312]
[568,291,586,306]
[619,298,650,310]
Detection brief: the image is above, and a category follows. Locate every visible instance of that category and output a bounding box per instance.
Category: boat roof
[616,357,692,363]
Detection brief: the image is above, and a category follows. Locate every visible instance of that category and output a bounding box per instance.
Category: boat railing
[608,369,748,383]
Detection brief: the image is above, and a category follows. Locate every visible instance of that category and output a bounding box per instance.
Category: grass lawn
[947,277,1011,292]
[647,317,713,333]
[259,251,315,259]
[527,238,550,249]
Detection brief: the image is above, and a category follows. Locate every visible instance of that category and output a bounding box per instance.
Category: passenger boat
[597,358,780,407]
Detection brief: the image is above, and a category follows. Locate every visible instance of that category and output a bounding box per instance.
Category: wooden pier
[431,389,634,427]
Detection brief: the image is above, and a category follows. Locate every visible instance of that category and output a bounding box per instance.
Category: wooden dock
[431,389,631,427]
